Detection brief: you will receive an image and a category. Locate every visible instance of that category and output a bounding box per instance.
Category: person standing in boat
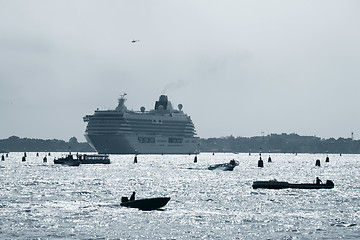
[130,191,136,201]
[316,177,322,185]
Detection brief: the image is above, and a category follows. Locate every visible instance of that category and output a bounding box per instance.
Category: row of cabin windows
[138,137,155,143]
[137,137,183,144]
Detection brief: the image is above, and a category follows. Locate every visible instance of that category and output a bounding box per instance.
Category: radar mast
[115,93,128,112]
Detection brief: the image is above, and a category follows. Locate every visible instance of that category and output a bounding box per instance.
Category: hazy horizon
[0,127,355,142]
[1,1,360,142]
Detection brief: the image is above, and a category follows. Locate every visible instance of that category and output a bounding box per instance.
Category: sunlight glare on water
[0,152,359,239]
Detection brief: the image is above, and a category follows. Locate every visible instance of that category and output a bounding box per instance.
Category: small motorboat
[55,154,110,165]
[54,154,80,166]
[120,197,171,210]
[252,180,334,189]
[208,159,239,171]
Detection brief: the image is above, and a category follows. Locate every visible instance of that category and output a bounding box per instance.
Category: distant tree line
[1,133,360,154]
[199,133,360,154]
[0,136,94,152]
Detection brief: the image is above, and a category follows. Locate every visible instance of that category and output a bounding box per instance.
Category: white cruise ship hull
[85,134,199,154]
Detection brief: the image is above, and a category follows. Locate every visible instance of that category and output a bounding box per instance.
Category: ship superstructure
[83,94,199,154]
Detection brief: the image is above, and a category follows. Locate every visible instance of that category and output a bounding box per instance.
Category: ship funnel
[159,95,168,102]
[155,95,169,110]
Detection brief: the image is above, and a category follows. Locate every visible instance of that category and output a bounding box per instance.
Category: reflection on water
[0,152,359,239]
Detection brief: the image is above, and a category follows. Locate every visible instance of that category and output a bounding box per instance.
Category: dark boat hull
[81,159,110,164]
[252,180,334,189]
[62,160,81,166]
[208,161,238,171]
[120,197,170,210]
[54,158,70,164]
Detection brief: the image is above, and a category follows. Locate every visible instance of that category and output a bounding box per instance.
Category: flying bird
[132,40,140,43]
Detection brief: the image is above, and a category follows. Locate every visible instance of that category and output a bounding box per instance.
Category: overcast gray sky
[1,0,360,141]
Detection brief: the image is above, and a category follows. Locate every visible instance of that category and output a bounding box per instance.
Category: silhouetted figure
[325,156,329,162]
[258,157,264,167]
[6,153,8,157]
[36,152,39,157]
[1,155,4,161]
[22,156,26,162]
[24,152,27,157]
[134,155,137,163]
[48,152,51,156]
[43,156,47,163]
[130,191,136,201]
[316,177,322,185]
[194,155,197,163]
[268,156,272,162]
[315,159,321,167]
[230,159,236,165]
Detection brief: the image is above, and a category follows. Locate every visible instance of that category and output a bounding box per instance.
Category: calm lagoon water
[0,152,359,239]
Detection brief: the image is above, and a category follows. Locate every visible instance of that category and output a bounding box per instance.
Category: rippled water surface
[0,152,359,239]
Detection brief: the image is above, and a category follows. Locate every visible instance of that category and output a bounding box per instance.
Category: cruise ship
[83,94,199,154]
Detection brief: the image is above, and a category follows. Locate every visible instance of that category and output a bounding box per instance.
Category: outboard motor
[326,180,334,188]
[121,197,129,203]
